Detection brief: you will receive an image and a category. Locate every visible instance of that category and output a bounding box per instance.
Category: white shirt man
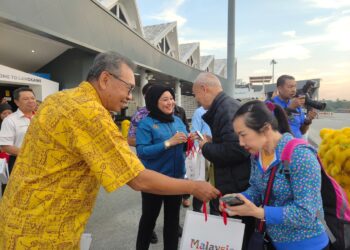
[0,87,36,174]
[0,109,32,149]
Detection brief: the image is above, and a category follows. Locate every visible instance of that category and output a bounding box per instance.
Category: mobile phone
[220,196,244,206]
[196,130,204,140]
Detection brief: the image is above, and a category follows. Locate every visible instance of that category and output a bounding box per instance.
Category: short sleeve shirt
[0,109,31,149]
[0,82,144,249]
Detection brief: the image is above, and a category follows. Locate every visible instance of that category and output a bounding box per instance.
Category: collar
[80,81,103,105]
[274,95,291,106]
[15,109,35,119]
[257,151,279,173]
[202,91,226,122]
[254,133,294,172]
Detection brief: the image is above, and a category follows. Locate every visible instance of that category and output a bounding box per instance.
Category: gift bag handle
[202,194,228,225]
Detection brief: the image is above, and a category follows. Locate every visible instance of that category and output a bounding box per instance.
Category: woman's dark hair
[233,100,291,134]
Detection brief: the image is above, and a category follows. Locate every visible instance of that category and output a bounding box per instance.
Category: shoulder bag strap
[258,165,278,233]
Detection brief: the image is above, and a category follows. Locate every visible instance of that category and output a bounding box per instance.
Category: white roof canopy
[0,64,59,101]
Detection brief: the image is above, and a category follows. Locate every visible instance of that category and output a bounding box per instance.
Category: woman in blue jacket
[135,85,188,250]
[221,100,328,250]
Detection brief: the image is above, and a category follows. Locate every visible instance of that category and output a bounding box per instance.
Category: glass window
[119,8,128,24]
[110,5,117,15]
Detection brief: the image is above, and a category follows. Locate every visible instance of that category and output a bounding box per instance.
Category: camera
[297,81,326,111]
[305,96,326,110]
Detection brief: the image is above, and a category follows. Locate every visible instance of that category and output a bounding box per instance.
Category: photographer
[272,75,317,138]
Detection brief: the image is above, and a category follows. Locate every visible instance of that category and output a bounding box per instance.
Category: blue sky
[136,0,350,100]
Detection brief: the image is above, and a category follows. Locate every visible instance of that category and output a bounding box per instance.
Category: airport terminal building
[0,0,320,118]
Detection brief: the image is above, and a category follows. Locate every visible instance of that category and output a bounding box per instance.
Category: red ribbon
[202,193,227,225]
[186,137,196,157]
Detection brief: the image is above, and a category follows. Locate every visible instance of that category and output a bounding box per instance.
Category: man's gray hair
[194,72,222,87]
[86,51,136,81]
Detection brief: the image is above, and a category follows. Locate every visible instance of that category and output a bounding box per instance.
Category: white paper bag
[80,233,92,250]
[180,210,245,250]
[185,150,206,181]
[0,158,9,184]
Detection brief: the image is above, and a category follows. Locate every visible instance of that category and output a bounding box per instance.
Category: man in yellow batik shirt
[0,52,219,249]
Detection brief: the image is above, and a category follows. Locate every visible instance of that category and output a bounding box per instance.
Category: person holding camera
[272,75,317,138]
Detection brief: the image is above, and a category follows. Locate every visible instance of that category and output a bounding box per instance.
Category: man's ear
[98,71,109,90]
[14,99,19,107]
[201,84,207,93]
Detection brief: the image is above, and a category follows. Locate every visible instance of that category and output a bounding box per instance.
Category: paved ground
[308,113,350,146]
[85,186,188,250]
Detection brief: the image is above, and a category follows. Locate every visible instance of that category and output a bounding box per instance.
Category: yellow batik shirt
[0,82,144,249]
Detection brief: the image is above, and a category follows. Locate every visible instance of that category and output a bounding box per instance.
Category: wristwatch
[164,140,171,149]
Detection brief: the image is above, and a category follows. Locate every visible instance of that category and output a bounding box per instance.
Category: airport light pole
[227,0,235,97]
[270,59,277,83]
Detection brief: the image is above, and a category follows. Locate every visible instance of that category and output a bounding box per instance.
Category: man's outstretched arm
[128,169,220,202]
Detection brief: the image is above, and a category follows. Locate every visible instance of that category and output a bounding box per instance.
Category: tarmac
[85,185,188,250]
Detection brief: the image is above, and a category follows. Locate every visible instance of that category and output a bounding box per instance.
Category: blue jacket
[243,133,328,250]
[136,115,187,178]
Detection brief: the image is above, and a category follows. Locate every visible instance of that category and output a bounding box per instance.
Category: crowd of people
[0,51,332,250]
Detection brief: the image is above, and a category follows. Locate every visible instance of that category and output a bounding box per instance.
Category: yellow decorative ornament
[319,127,350,200]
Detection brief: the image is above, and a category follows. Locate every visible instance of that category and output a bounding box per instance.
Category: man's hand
[128,169,220,201]
[191,180,220,202]
[198,136,209,149]
[1,145,19,156]
[289,96,305,110]
[307,109,317,121]
[204,135,212,143]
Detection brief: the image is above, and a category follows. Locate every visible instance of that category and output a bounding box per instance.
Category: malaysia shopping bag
[0,158,9,184]
[180,210,245,250]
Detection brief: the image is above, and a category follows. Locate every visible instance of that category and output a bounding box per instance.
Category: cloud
[250,43,311,60]
[305,0,350,9]
[251,13,350,61]
[326,16,350,51]
[282,31,296,38]
[334,62,350,68]
[149,0,187,27]
[306,16,333,25]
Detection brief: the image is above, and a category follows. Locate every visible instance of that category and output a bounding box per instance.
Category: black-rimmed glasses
[108,72,135,95]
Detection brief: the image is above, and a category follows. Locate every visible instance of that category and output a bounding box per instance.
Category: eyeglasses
[107,72,135,95]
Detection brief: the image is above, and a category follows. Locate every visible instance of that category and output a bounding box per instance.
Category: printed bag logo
[190,238,235,250]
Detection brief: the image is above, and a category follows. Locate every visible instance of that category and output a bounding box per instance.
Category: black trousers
[1,155,16,195]
[136,192,182,250]
[193,196,203,212]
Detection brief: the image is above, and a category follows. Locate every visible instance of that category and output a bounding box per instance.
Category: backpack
[281,138,350,250]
